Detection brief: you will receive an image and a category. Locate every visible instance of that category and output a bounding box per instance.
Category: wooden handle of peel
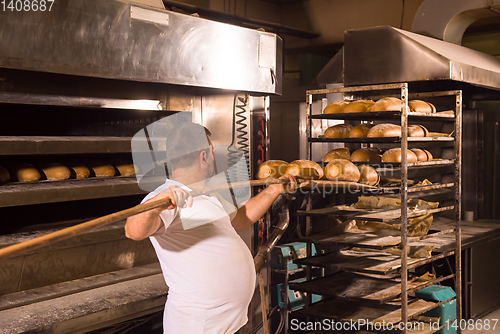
[0,178,289,261]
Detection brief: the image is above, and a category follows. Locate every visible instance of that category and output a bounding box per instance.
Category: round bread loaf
[409,100,436,113]
[323,124,353,138]
[324,159,360,182]
[367,124,401,137]
[86,161,116,177]
[381,148,418,163]
[116,164,136,176]
[66,162,91,179]
[348,124,372,138]
[323,101,349,114]
[0,166,10,183]
[371,97,402,112]
[351,148,382,162]
[285,160,323,180]
[38,163,71,181]
[358,165,380,186]
[408,125,428,137]
[324,148,351,162]
[256,160,288,179]
[343,100,375,113]
[410,148,427,161]
[423,149,433,161]
[10,163,41,182]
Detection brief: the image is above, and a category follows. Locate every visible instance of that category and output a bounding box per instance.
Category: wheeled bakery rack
[286,83,462,334]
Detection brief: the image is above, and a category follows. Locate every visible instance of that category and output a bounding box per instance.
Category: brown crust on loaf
[324,159,360,182]
[371,97,402,112]
[348,124,373,138]
[285,160,323,180]
[358,165,380,186]
[65,162,91,179]
[410,148,428,161]
[85,161,116,177]
[37,162,71,181]
[351,148,382,162]
[256,160,289,179]
[381,148,418,163]
[0,166,10,183]
[323,101,349,114]
[8,163,41,182]
[343,100,375,113]
[409,100,436,113]
[409,125,428,137]
[115,164,136,176]
[367,124,401,137]
[323,124,353,138]
[324,148,351,162]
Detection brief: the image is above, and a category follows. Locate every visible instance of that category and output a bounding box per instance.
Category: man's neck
[171,167,206,190]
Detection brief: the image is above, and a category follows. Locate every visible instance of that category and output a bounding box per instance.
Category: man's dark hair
[165,122,212,172]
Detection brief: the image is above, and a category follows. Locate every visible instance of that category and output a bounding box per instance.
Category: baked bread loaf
[323,124,353,138]
[38,163,71,181]
[409,100,436,113]
[86,161,116,177]
[343,100,374,113]
[358,165,380,186]
[9,163,41,182]
[367,123,401,137]
[411,148,433,161]
[351,148,382,162]
[409,125,428,137]
[348,124,372,138]
[381,148,418,163]
[65,162,91,179]
[0,166,10,183]
[324,148,351,162]
[323,101,349,114]
[110,159,137,177]
[285,160,323,180]
[256,160,288,179]
[115,164,136,176]
[324,159,360,182]
[371,97,402,112]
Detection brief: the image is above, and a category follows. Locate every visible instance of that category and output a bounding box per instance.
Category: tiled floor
[462,308,500,334]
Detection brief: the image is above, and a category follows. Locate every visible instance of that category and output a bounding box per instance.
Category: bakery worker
[125,122,298,333]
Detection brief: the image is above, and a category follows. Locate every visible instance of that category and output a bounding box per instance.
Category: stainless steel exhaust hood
[316,26,500,91]
[0,0,282,95]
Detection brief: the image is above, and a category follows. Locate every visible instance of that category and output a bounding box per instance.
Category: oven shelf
[0,136,136,155]
[296,205,454,223]
[300,227,456,250]
[290,271,454,304]
[293,249,455,275]
[309,110,455,121]
[309,136,454,143]
[0,177,152,208]
[295,297,438,325]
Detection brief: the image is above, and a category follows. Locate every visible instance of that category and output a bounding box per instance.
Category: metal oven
[0,1,282,332]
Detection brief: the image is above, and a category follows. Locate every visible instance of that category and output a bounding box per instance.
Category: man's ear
[199,150,209,167]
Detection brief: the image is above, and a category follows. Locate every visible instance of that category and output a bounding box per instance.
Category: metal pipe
[400,84,409,333]
[254,208,290,273]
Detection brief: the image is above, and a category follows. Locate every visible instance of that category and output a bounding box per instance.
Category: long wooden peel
[0,178,287,261]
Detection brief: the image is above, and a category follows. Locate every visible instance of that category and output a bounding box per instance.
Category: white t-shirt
[144,180,256,334]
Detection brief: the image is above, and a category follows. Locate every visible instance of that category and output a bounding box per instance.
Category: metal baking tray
[290,271,454,304]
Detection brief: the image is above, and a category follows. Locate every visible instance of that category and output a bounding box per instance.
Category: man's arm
[231,175,299,232]
[125,186,192,240]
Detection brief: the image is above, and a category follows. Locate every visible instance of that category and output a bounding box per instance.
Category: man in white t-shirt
[125,123,298,334]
